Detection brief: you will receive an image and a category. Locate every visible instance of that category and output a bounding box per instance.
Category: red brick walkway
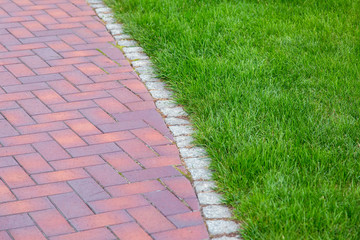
[0,0,209,239]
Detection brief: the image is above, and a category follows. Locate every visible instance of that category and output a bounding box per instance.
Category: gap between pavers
[87,0,241,239]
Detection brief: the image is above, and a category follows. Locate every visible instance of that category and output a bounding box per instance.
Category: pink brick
[127,205,175,234]
[123,166,181,182]
[50,228,115,240]
[121,79,148,93]
[17,122,67,134]
[0,213,33,231]
[110,222,152,240]
[59,34,85,45]
[0,92,33,102]
[46,8,69,18]
[32,168,89,184]
[50,100,97,112]
[34,65,75,75]
[63,91,109,102]
[8,27,34,38]
[67,142,119,157]
[91,73,136,83]
[144,190,190,216]
[94,97,129,114]
[0,133,51,146]
[0,166,35,188]
[0,179,16,203]
[33,141,71,161]
[70,210,132,231]
[102,152,141,172]
[31,209,75,236]
[8,43,45,51]
[89,55,118,68]
[61,70,93,84]
[77,82,122,92]
[9,226,46,240]
[22,20,46,31]
[2,108,35,126]
[49,192,93,219]
[125,101,156,111]
[33,48,61,61]
[0,231,12,240]
[83,131,134,145]
[13,182,72,200]
[48,80,79,95]
[33,111,83,123]
[153,144,179,156]
[138,156,181,168]
[18,98,51,115]
[48,57,88,67]
[0,144,34,157]
[106,180,165,198]
[162,176,196,199]
[50,155,104,170]
[0,197,52,216]
[65,118,101,136]
[33,89,66,105]
[131,127,171,146]
[85,164,126,187]
[68,178,110,202]
[15,153,53,174]
[117,138,157,159]
[80,108,115,125]
[76,63,105,76]
[168,211,204,228]
[152,225,209,240]
[34,14,57,25]
[50,129,87,148]
[0,119,19,137]
[89,195,148,213]
[3,82,48,94]
[108,88,142,103]
[0,72,20,86]
[0,156,17,168]
[47,41,73,52]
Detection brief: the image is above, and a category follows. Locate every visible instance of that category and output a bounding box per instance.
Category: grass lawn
[105,0,360,238]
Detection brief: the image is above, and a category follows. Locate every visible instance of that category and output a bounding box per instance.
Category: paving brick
[117,138,157,159]
[0,133,51,146]
[94,97,129,114]
[13,182,72,200]
[110,222,152,240]
[0,120,19,137]
[65,118,101,136]
[123,166,181,182]
[31,209,75,236]
[48,56,88,67]
[0,179,16,203]
[80,108,115,125]
[125,100,156,111]
[50,228,116,240]
[33,141,71,161]
[76,63,105,76]
[67,142,119,157]
[7,43,45,51]
[34,14,57,25]
[15,153,53,174]
[0,213,34,231]
[2,108,35,126]
[46,41,73,52]
[0,144,34,157]
[152,224,209,240]
[168,211,204,228]
[98,120,147,133]
[33,89,66,105]
[138,155,181,168]
[77,82,122,92]
[101,152,141,172]
[108,88,142,103]
[0,92,33,102]
[70,210,132,231]
[8,27,34,38]
[50,100,97,112]
[50,155,104,170]
[106,180,165,198]
[83,131,134,145]
[17,122,67,134]
[0,71,21,86]
[121,79,148,93]
[18,98,51,115]
[48,80,79,94]
[46,8,70,18]
[128,205,175,234]
[68,178,110,202]
[19,73,63,84]
[0,197,52,216]
[85,164,126,187]
[91,73,136,83]
[22,20,46,31]
[32,168,89,184]
[61,70,93,84]
[50,129,87,148]
[33,111,83,123]
[33,47,62,60]
[64,91,109,102]
[131,127,171,146]
[89,195,148,213]
[144,190,190,216]
[59,34,85,45]
[9,226,46,240]
[162,176,197,199]
[0,156,17,168]
[49,192,93,219]
[34,65,75,75]
[0,166,35,188]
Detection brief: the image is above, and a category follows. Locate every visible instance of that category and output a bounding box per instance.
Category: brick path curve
[0,0,209,239]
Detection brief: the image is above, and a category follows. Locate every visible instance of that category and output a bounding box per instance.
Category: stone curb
[87,1,241,239]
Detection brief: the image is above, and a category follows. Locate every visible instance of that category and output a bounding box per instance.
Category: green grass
[105,0,360,238]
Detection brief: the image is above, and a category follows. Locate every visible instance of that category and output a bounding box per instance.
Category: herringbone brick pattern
[0,0,208,239]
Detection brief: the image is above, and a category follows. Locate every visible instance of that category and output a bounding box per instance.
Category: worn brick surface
[0,0,206,238]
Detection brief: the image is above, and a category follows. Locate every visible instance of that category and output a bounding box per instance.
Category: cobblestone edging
[87,1,240,239]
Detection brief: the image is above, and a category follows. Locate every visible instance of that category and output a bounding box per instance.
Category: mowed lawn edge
[105,0,360,239]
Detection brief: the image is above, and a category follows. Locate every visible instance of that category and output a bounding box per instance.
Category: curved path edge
[87,0,241,239]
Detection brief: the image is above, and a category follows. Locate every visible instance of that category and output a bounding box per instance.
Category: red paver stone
[89,195,148,213]
[15,153,52,174]
[101,151,142,172]
[0,213,34,231]
[0,197,52,216]
[50,129,87,148]
[50,155,104,170]
[50,228,116,240]
[117,138,157,159]
[152,225,209,240]
[0,231,12,240]
[13,182,73,200]
[33,141,71,161]
[106,180,165,197]
[32,168,89,184]
[65,118,101,136]
[68,178,110,202]
[2,108,35,126]
[168,211,205,228]
[0,179,16,203]
[85,164,126,187]
[31,209,75,236]
[131,127,171,146]
[9,226,47,240]
[49,192,93,219]
[0,166,35,188]
[110,222,152,240]
[94,97,129,114]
